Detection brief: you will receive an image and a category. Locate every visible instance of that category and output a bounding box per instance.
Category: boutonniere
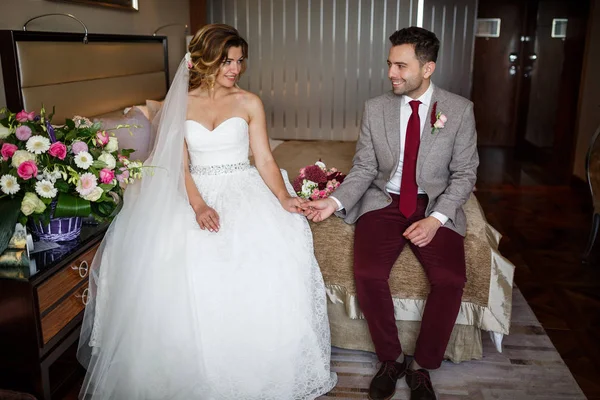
[430,101,447,134]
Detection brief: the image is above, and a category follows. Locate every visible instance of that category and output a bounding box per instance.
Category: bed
[272,140,516,362]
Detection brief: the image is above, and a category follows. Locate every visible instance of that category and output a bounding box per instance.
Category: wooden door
[471,0,529,146]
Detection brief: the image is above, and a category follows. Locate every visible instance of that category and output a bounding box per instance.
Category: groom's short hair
[389,27,440,65]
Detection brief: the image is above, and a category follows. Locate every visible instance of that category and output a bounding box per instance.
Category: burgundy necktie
[399,100,421,217]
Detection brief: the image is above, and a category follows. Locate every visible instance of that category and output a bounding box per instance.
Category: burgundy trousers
[353,194,466,369]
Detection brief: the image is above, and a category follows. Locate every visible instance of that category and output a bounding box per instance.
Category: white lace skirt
[80,164,337,400]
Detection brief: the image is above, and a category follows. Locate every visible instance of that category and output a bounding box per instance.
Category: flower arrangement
[430,101,447,134]
[0,106,144,226]
[292,160,346,200]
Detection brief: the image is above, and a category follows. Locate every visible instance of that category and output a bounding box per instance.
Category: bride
[77,24,337,399]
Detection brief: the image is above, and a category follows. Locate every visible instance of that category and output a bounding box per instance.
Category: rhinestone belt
[189,161,251,176]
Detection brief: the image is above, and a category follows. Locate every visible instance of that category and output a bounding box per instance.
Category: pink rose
[17,160,38,180]
[48,142,67,160]
[16,110,35,123]
[118,154,128,162]
[116,167,129,183]
[319,190,328,199]
[1,143,18,160]
[439,114,447,124]
[99,168,115,184]
[15,125,32,141]
[433,119,445,129]
[71,141,89,154]
[96,131,109,146]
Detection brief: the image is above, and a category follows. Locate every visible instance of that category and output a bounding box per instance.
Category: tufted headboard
[0,30,169,124]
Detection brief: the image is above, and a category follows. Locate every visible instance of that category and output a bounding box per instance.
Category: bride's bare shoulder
[232,88,262,107]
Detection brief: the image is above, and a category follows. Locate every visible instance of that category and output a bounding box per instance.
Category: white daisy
[25,135,51,155]
[74,151,94,170]
[35,179,58,199]
[0,175,20,195]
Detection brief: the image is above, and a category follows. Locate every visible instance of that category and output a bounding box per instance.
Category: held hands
[194,204,220,232]
[403,216,442,247]
[304,198,338,222]
[279,196,309,214]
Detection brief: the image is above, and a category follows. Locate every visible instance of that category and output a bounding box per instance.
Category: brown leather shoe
[406,368,437,400]
[368,359,407,400]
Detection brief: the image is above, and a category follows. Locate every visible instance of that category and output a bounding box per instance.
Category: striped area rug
[318,288,586,399]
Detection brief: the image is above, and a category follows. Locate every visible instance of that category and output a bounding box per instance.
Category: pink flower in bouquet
[71,141,88,155]
[76,172,98,196]
[48,142,67,160]
[96,131,110,146]
[99,168,115,184]
[319,190,328,199]
[15,125,32,141]
[16,110,35,122]
[1,143,18,160]
[17,160,38,180]
[116,167,129,183]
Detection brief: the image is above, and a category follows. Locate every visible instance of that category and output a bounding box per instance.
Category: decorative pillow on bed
[146,99,164,123]
[93,107,153,161]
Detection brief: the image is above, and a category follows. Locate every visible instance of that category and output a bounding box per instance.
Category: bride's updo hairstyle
[187,24,249,91]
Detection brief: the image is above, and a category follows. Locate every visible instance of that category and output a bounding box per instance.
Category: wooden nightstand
[0,224,107,400]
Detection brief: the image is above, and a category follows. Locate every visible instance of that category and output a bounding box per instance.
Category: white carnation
[74,151,93,169]
[11,150,36,167]
[104,137,119,153]
[300,179,318,197]
[314,160,326,170]
[0,125,11,139]
[82,186,103,201]
[98,152,116,170]
[0,174,20,195]
[26,135,51,155]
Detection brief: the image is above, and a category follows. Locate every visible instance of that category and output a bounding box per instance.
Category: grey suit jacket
[332,85,479,236]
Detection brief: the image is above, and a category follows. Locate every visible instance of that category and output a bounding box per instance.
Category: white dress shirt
[331,82,448,225]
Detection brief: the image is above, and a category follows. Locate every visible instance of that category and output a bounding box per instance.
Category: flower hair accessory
[185,52,193,70]
[430,101,447,134]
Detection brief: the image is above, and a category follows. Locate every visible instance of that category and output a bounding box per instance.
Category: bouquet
[292,160,346,200]
[0,106,145,226]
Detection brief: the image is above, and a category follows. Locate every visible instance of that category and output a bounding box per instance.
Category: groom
[306,27,478,400]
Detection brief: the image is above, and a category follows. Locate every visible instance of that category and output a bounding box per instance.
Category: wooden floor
[475,147,600,399]
[60,146,600,399]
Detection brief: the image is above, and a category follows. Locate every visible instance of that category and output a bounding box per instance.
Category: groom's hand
[304,198,338,222]
[403,216,442,247]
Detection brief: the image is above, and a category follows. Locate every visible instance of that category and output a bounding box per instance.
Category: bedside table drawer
[41,282,89,344]
[37,243,99,315]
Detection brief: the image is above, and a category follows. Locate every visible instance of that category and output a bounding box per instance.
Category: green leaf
[120,149,135,157]
[54,180,70,192]
[54,193,91,217]
[0,197,21,255]
[65,119,75,130]
[65,130,78,142]
[99,183,115,191]
[91,160,107,169]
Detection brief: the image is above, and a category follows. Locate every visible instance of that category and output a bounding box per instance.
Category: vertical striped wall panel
[422,0,477,99]
[207,0,475,140]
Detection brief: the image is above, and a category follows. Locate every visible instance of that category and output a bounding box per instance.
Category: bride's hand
[279,196,308,214]
[194,204,220,232]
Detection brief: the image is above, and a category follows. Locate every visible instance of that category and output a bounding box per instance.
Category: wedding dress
[77,58,337,400]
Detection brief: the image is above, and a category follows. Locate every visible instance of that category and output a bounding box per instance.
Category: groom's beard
[391,77,424,97]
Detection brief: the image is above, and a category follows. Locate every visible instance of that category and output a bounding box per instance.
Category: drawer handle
[71,260,89,278]
[74,288,90,305]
